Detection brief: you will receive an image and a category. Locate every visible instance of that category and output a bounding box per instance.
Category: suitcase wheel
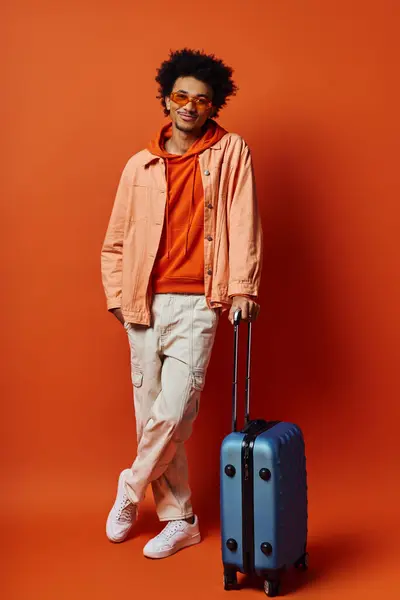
[294,552,309,571]
[264,580,280,597]
[223,570,238,591]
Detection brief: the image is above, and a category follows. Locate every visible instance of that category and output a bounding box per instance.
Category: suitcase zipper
[241,420,280,574]
[244,445,250,480]
[242,435,256,573]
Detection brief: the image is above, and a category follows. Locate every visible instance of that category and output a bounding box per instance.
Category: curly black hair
[155,48,238,118]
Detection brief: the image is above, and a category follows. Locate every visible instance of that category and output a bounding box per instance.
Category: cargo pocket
[191,369,205,392]
[131,370,143,388]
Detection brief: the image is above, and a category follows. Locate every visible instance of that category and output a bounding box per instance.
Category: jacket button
[207,203,213,209]
[204,169,210,176]
[207,235,213,242]
[207,269,212,276]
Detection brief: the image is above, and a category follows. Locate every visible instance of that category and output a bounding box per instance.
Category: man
[101,48,263,559]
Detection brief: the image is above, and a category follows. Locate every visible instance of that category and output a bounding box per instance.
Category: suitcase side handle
[232,308,252,432]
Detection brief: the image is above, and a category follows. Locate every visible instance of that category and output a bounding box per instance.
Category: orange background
[2,1,400,599]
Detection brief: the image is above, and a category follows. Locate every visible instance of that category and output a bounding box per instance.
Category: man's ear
[165,96,171,111]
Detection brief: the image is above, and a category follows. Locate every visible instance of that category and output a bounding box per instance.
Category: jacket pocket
[130,186,149,222]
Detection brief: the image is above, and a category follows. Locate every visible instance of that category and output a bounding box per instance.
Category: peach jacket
[101,132,263,325]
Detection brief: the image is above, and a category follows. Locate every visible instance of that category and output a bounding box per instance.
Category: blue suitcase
[220,310,308,597]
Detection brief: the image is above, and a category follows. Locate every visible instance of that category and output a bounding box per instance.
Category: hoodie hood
[147,118,228,159]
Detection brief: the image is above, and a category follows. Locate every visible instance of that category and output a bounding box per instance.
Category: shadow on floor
[236,530,373,595]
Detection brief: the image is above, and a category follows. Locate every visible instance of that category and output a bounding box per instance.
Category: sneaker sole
[143,532,201,559]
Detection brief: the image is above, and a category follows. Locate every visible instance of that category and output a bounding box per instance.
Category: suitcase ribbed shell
[220,421,308,575]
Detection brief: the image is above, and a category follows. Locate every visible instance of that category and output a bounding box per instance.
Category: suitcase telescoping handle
[232,308,252,432]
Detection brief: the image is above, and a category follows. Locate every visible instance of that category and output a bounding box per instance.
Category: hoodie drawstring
[185,157,197,256]
[165,160,171,259]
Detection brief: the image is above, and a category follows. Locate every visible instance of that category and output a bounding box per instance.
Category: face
[165,76,215,134]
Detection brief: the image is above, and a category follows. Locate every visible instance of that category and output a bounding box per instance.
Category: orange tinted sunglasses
[170,91,212,112]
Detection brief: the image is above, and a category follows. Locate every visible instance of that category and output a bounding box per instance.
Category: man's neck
[165,123,202,156]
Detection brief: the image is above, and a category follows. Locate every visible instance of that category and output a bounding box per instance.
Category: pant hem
[123,481,140,506]
[158,512,194,522]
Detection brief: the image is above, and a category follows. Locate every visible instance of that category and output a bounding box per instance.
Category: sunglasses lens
[171,92,211,111]
[172,92,189,106]
[196,98,211,111]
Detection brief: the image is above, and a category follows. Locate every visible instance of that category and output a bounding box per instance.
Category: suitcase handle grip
[232,308,252,432]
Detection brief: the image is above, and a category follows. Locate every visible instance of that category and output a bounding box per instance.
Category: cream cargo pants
[123,293,219,521]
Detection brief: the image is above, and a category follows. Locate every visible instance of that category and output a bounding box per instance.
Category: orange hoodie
[148,119,227,294]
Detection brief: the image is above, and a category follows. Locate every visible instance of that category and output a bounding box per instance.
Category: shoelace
[157,520,185,541]
[116,494,135,523]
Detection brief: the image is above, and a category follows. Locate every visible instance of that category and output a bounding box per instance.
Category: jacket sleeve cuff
[228,281,259,298]
[107,299,122,311]
[230,294,257,300]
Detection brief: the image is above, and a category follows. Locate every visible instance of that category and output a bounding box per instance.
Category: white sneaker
[143,516,201,559]
[106,469,138,543]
